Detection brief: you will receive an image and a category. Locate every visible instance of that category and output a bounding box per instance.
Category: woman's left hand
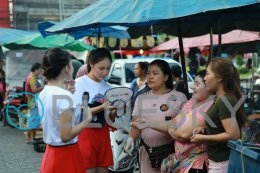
[102,101,116,111]
[190,134,205,143]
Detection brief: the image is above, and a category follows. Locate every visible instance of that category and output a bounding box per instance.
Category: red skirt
[40,143,85,173]
[78,124,113,168]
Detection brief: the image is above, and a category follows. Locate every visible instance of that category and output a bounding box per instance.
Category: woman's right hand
[130,118,150,130]
[82,106,92,126]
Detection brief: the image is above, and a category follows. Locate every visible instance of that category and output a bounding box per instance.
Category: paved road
[0,124,43,173]
[0,123,140,173]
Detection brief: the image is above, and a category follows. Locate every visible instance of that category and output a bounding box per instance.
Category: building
[9,0,96,30]
[0,0,11,28]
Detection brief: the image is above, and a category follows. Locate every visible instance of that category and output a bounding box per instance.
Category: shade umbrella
[221,41,260,54]
[0,27,36,44]
[151,30,260,51]
[46,0,260,34]
[39,21,130,40]
[3,33,95,52]
[45,0,260,96]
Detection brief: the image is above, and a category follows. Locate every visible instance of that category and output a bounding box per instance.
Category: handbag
[141,139,174,168]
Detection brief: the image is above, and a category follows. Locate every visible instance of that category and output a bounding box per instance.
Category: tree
[236,55,244,67]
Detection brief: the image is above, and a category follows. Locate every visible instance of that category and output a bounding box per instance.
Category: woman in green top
[191,58,247,173]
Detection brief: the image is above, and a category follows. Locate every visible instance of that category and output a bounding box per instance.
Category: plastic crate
[33,138,46,153]
[228,140,260,173]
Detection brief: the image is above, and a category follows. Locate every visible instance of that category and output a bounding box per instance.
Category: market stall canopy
[221,41,260,54]
[39,21,130,40]
[46,0,260,38]
[3,33,95,52]
[151,30,260,52]
[0,27,36,44]
[128,3,260,38]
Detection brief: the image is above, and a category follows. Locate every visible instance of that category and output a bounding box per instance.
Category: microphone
[80,91,89,122]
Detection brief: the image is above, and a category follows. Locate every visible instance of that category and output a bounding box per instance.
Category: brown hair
[208,58,247,128]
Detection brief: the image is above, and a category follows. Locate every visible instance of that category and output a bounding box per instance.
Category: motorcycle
[105,87,139,173]
[1,84,25,127]
[109,116,139,173]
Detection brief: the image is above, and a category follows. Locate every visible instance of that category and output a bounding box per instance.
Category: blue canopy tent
[45,0,260,96]
[39,21,130,40]
[0,28,36,65]
[39,21,130,48]
[0,27,36,44]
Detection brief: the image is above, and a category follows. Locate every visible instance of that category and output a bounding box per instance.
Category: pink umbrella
[151,30,260,51]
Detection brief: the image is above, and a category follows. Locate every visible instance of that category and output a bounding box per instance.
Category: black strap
[141,139,173,154]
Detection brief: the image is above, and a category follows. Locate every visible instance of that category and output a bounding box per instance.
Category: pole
[97,27,101,47]
[177,20,189,98]
[208,26,213,65]
[217,21,222,57]
[59,0,63,21]
[251,53,255,113]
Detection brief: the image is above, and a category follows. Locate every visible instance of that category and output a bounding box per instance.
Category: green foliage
[238,67,249,74]
[236,55,244,67]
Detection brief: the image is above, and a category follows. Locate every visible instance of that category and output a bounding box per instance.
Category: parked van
[107,58,194,92]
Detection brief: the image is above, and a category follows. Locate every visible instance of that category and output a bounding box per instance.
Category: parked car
[107,58,194,92]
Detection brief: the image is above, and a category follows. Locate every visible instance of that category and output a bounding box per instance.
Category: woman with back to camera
[39,48,92,173]
[191,58,247,173]
[73,48,116,173]
[124,59,187,173]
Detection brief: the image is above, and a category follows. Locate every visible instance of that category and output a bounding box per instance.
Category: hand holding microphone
[80,92,92,123]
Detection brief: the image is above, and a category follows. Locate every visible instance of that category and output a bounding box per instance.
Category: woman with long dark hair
[191,58,247,173]
[124,59,187,173]
[73,48,116,173]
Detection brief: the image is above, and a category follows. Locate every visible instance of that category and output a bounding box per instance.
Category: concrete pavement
[0,124,43,173]
[0,123,140,173]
